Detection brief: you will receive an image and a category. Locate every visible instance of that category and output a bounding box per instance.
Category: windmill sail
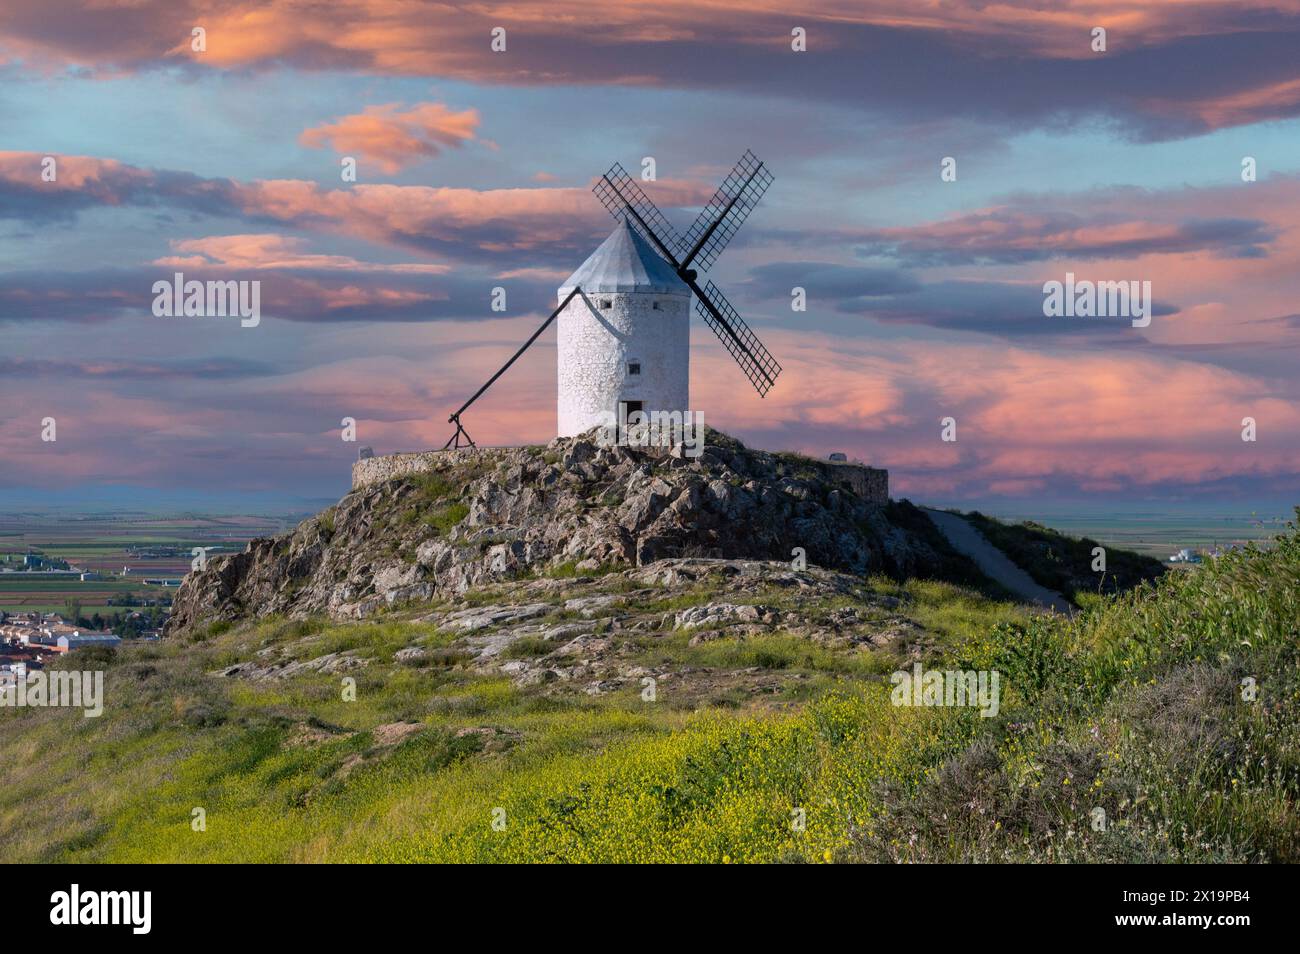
[679,150,774,271]
[444,150,779,445]
[693,280,781,397]
[593,163,684,266]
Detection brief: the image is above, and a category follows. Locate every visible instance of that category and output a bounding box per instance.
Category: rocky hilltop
[168,429,974,633]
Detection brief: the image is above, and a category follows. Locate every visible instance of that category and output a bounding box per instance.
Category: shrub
[501,637,554,660]
[426,502,469,536]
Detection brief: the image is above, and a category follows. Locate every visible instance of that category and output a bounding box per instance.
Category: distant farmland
[0,577,174,613]
[0,510,296,615]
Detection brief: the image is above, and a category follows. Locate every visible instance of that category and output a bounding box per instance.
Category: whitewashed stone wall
[352,444,888,504]
[556,289,691,437]
[351,448,489,489]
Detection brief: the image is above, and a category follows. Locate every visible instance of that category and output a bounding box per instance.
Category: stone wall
[353,443,889,504]
[825,460,889,504]
[352,448,487,489]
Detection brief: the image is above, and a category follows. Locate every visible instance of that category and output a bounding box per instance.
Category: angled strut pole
[443,285,582,449]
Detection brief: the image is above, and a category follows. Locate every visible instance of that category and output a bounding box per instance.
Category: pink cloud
[152,233,449,273]
[0,151,684,256]
[0,2,1291,69]
[857,206,1276,264]
[4,2,1298,137]
[299,102,484,173]
[224,176,714,255]
[5,311,1299,498]
[1147,76,1300,130]
[0,150,153,200]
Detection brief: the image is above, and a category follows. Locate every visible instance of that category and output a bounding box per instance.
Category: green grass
[500,636,554,660]
[3,513,1298,863]
[674,632,890,676]
[963,511,1166,604]
[425,502,469,536]
[543,560,619,580]
[883,500,1016,597]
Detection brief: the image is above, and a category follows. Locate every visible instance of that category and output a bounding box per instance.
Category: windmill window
[627,361,641,376]
[652,300,662,310]
[599,298,613,309]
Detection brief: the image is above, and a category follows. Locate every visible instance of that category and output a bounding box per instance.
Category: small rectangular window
[628,362,641,376]
[652,300,662,310]
[599,298,612,309]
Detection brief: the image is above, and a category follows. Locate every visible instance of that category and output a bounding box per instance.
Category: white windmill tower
[555,219,691,436]
[442,151,779,449]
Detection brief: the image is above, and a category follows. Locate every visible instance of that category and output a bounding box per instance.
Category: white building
[556,219,691,437]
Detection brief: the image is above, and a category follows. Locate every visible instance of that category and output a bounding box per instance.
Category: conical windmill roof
[559,219,690,295]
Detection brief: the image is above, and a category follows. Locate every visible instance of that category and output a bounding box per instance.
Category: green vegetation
[409,472,456,503]
[378,471,478,544]
[2,514,1296,863]
[500,636,555,660]
[852,520,1300,861]
[425,503,470,536]
[963,511,1167,605]
[0,511,280,623]
[885,500,1016,597]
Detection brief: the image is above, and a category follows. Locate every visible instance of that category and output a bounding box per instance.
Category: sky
[1,1,1299,511]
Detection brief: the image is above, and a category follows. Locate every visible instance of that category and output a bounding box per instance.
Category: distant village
[0,611,157,694]
[1168,543,1245,565]
[0,548,177,693]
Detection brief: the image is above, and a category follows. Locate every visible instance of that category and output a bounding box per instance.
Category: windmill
[445,150,779,448]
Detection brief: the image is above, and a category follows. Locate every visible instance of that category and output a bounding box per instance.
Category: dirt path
[923,509,1073,613]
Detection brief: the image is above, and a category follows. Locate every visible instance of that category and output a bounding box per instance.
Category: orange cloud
[152,233,449,273]
[1149,76,1300,130]
[688,328,1300,497]
[225,176,714,254]
[228,179,595,251]
[5,299,1299,497]
[3,2,1290,70]
[300,102,484,173]
[0,150,152,195]
[4,2,1298,141]
[0,150,718,260]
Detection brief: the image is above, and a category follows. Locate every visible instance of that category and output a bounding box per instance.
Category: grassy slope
[886,500,1018,600]
[2,516,1297,863]
[963,511,1167,607]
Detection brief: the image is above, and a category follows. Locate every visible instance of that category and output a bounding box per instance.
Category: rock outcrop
[167,429,952,634]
